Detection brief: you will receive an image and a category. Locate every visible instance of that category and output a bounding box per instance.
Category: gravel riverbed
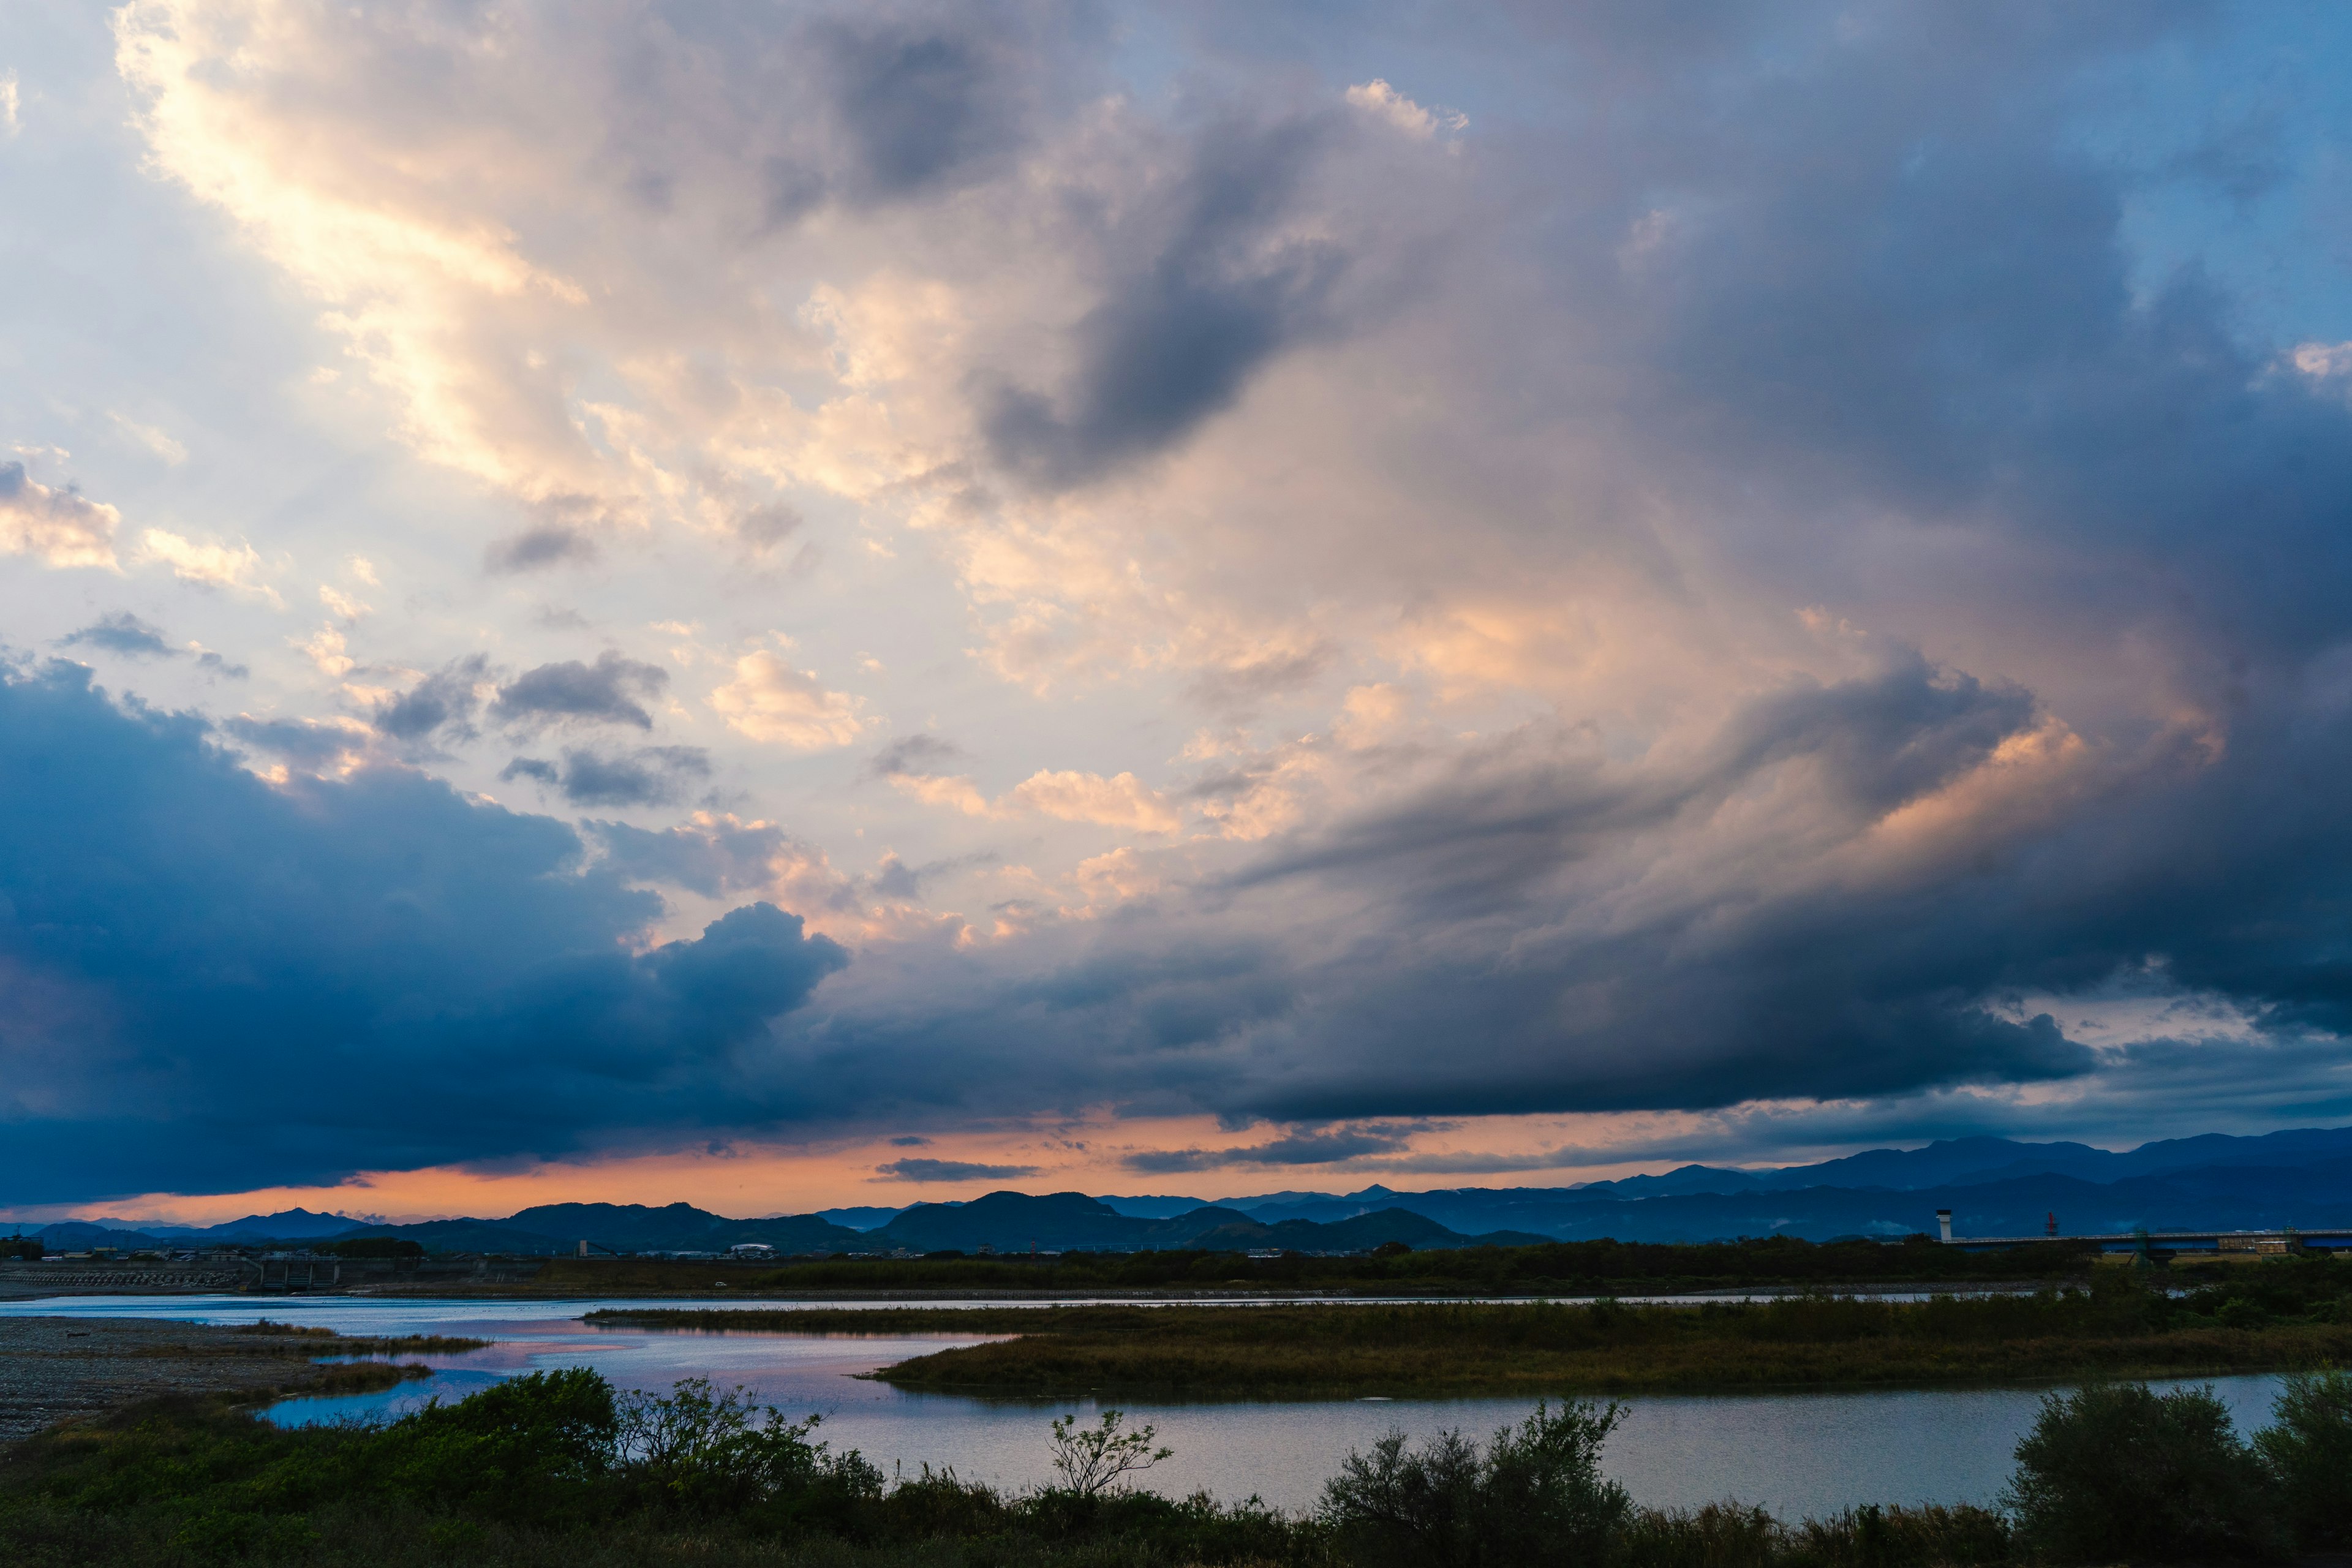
[0,1317,437,1444]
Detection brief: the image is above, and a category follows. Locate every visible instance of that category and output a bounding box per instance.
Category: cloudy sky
[6,1,2352,1223]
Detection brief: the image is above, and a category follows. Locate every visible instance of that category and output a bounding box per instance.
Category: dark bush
[369,1367,617,1521]
[1321,1399,1629,1567]
[2255,1368,2352,1550]
[1615,1500,2011,1567]
[2003,1381,2284,1564]
[613,1377,881,1523]
[870,1464,1008,1539]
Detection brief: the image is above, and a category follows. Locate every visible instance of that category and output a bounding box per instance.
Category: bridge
[1931,1208,2352,1254]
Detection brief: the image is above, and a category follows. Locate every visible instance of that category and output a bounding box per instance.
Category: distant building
[727,1243,776,1257]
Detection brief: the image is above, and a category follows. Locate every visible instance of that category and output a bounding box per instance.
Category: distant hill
[28,1221,173,1250]
[1165,1126,2352,1242]
[501,1202,862,1255]
[333,1203,867,1256]
[24,1124,2352,1256]
[864,1191,1547,1254]
[28,1208,373,1250]
[202,1208,375,1240]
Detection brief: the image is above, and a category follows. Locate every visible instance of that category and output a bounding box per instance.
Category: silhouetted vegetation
[2252,1367,2352,1550]
[0,1236,43,1261]
[2004,1382,2285,1562]
[540,1231,2100,1297]
[1321,1401,1630,1567]
[7,1363,2352,1565]
[232,1319,491,1357]
[320,1238,424,1259]
[597,1261,2352,1395]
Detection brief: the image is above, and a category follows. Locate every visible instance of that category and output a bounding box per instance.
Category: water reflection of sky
[1,1295,2291,1517]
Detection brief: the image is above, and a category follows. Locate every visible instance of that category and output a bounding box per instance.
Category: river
[0,1294,2290,1518]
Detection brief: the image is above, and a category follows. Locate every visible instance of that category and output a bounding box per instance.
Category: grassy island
[590,1256,2352,1396]
[538,1232,2095,1298]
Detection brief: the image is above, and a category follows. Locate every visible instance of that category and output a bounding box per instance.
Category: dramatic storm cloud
[0,665,845,1203]
[4,0,2352,1209]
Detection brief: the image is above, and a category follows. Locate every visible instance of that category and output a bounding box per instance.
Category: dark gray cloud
[0,663,846,1203]
[60,612,173,658]
[858,848,997,905]
[603,0,1087,228]
[867,733,967,778]
[560,745,712,807]
[1123,1125,1419,1173]
[374,655,488,744]
[485,524,598,573]
[503,745,712,807]
[875,1157,1040,1182]
[869,852,922,900]
[224,715,366,768]
[982,115,1349,487]
[888,1134,932,1147]
[735,502,802,552]
[53,614,245,677]
[592,817,790,897]
[499,756,561,785]
[1185,642,1336,713]
[813,17,1030,200]
[490,650,669,730]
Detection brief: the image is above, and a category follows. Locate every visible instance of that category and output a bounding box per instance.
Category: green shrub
[1321,1399,1630,1567]
[613,1378,881,1523]
[2002,1381,2283,1564]
[368,1366,617,1521]
[1043,1409,1172,1499]
[2255,1368,2352,1550]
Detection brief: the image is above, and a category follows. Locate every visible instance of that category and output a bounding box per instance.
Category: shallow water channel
[2,1294,2289,1518]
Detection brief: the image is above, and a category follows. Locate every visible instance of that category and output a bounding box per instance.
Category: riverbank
[0,1318,484,1444]
[0,1233,2102,1302]
[597,1272,2352,1396]
[7,1366,2348,1567]
[0,1373,2015,1568]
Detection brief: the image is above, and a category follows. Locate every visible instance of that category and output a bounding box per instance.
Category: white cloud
[0,462,120,569]
[883,763,1183,834]
[889,772,993,816]
[318,584,369,620]
[1344,79,1467,138]
[293,624,352,677]
[138,529,279,603]
[709,650,866,748]
[1,72,20,137]
[2293,341,2352,380]
[110,413,188,465]
[1008,770,1180,834]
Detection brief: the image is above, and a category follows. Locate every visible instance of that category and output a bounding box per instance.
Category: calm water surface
[2,1294,2288,1518]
